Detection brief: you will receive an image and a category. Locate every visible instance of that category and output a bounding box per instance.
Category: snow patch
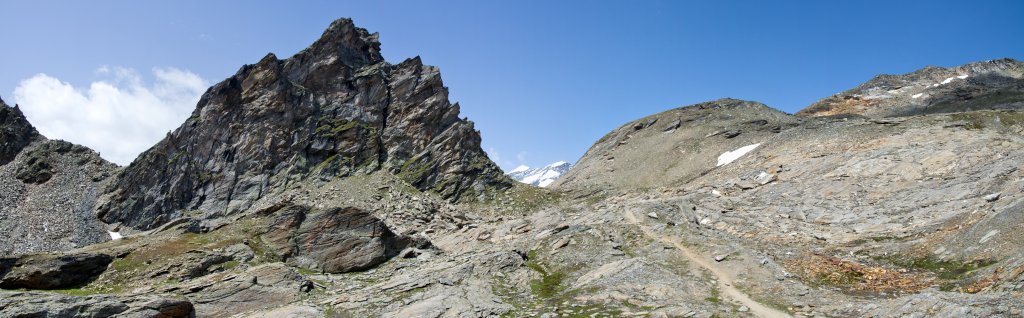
[108,231,123,241]
[507,161,573,187]
[911,93,924,99]
[547,161,568,167]
[520,173,543,185]
[957,74,969,79]
[717,143,761,167]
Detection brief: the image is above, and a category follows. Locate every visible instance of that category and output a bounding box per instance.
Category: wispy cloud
[486,147,518,172]
[515,151,528,165]
[13,67,207,165]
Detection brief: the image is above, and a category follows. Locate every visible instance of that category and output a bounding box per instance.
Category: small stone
[551,237,571,249]
[738,306,749,312]
[714,254,728,262]
[984,193,1001,202]
[647,212,659,219]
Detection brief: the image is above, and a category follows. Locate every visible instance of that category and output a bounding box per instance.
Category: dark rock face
[0,291,194,318]
[261,204,405,273]
[0,252,113,289]
[799,58,1024,117]
[0,99,38,166]
[97,18,510,231]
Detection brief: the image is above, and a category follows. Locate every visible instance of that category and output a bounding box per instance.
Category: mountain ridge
[798,58,1024,117]
[506,161,572,187]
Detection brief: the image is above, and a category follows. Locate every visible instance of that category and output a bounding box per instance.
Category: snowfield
[717,143,761,167]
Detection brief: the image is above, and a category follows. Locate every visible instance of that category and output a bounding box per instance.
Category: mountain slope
[507,161,572,187]
[553,98,801,191]
[0,97,116,256]
[798,58,1024,118]
[95,19,511,231]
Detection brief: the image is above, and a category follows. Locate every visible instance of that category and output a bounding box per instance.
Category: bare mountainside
[1,19,1023,318]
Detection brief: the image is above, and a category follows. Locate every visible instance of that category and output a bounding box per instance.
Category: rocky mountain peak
[96,19,510,231]
[0,97,39,166]
[304,18,384,68]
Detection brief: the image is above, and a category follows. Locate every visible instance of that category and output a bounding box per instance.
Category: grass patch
[786,253,934,295]
[705,286,722,303]
[949,110,1024,130]
[885,256,996,280]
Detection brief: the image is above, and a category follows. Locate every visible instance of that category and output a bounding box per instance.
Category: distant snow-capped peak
[506,161,572,187]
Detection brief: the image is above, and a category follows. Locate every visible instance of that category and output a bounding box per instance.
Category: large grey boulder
[261,204,407,273]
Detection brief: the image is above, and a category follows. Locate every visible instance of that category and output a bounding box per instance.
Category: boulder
[261,204,407,273]
[0,252,113,289]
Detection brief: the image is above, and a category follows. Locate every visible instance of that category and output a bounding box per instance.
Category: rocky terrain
[508,161,573,187]
[1,18,1023,318]
[0,97,116,256]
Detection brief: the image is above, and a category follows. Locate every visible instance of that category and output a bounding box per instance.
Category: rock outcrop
[0,97,117,256]
[97,18,510,231]
[799,58,1024,117]
[0,252,113,289]
[0,291,194,318]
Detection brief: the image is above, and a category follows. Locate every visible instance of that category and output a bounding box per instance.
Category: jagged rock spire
[97,19,510,230]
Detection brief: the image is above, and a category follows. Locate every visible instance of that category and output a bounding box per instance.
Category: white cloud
[13,67,207,165]
[486,147,508,170]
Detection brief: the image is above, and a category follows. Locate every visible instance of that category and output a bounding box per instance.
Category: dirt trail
[623,210,792,318]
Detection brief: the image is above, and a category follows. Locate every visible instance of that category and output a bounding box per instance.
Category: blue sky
[2,1,1022,168]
